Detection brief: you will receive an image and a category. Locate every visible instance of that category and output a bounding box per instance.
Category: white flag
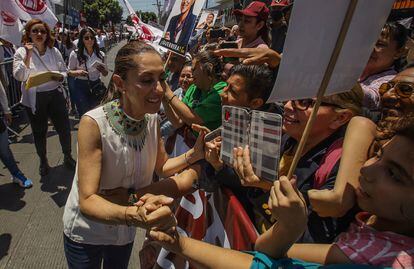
[0,6,23,45]
[1,0,58,28]
[118,0,162,42]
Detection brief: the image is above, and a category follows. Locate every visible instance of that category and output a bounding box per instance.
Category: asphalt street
[0,39,146,269]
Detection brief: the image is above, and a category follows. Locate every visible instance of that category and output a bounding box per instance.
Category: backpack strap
[313,138,344,189]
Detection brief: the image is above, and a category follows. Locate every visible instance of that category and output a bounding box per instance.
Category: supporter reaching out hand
[205,136,223,171]
[215,47,281,68]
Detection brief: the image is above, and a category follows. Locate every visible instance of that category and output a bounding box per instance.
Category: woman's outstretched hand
[215,47,281,68]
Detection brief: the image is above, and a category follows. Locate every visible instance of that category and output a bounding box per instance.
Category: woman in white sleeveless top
[63,41,206,269]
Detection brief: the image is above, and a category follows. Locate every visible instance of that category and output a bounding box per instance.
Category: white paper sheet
[267,0,395,102]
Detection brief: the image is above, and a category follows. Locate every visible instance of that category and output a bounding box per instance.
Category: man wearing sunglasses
[379,67,414,121]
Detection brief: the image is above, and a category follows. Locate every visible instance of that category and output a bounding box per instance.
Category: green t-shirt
[182,81,227,131]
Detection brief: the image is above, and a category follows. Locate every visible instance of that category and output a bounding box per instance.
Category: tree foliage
[126,11,157,25]
[137,11,157,23]
[82,0,123,28]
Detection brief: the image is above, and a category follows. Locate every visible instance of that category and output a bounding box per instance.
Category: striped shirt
[335,212,414,268]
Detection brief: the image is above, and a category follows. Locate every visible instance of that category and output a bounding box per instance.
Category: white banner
[0,8,23,46]
[267,0,394,103]
[0,0,57,29]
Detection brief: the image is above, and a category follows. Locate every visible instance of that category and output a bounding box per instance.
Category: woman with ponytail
[63,41,206,268]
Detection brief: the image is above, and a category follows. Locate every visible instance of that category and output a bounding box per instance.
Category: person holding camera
[13,19,75,176]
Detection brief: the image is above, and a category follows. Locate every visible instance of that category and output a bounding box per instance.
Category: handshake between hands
[128,194,183,253]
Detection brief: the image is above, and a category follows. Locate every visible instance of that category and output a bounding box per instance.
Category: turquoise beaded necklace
[103,99,148,151]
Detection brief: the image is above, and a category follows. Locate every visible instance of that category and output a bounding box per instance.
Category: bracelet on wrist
[168,94,176,104]
[124,206,131,226]
[184,151,193,166]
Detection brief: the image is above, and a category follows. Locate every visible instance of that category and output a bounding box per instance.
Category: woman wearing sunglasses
[309,67,414,219]
[68,28,108,117]
[233,86,363,242]
[13,19,75,176]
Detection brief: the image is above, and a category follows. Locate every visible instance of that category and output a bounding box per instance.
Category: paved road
[0,40,145,269]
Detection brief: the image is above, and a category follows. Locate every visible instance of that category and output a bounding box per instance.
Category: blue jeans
[63,234,133,269]
[71,79,99,117]
[0,127,20,175]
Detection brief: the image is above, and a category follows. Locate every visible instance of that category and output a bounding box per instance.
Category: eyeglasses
[83,36,94,41]
[31,29,47,35]
[290,99,341,111]
[379,81,414,98]
[180,74,193,79]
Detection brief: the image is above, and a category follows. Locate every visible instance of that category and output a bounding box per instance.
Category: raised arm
[154,124,206,178]
[163,84,205,127]
[161,96,184,129]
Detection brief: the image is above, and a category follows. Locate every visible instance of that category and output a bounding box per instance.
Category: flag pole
[287,0,359,179]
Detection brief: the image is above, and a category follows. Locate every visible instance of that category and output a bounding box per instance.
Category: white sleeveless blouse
[63,105,158,245]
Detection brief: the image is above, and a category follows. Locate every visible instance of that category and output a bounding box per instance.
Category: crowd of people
[0,0,413,268]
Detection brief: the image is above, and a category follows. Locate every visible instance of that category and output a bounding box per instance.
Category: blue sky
[122,0,219,17]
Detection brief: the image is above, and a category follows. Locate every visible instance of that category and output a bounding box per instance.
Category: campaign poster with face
[196,10,218,30]
[159,0,206,55]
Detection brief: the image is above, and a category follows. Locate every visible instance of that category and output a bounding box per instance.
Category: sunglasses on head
[379,81,414,98]
[289,99,341,111]
[31,29,47,35]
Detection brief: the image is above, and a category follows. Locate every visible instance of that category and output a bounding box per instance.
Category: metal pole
[205,0,209,9]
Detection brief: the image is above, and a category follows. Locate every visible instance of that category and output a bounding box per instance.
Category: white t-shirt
[96,35,106,49]
[68,50,106,81]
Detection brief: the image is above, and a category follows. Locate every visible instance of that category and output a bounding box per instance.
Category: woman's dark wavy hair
[103,41,160,103]
[76,28,103,65]
[383,21,408,50]
[230,64,274,102]
[382,21,409,71]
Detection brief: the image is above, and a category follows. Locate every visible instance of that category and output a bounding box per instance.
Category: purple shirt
[359,69,397,110]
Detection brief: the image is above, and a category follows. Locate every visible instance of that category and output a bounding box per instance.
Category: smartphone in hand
[204,127,222,143]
